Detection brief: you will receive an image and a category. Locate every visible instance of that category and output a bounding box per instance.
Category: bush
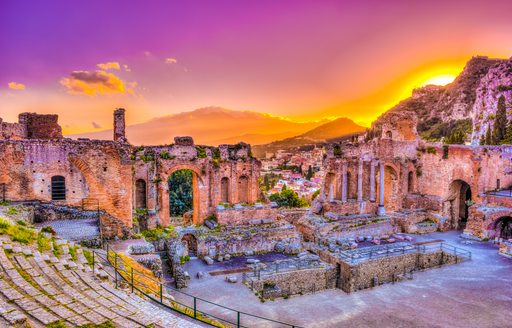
[269,189,309,208]
[140,226,176,241]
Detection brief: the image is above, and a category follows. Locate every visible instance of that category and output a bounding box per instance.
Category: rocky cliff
[373,56,512,145]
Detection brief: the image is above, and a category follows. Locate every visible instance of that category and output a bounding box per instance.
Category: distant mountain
[372,56,512,144]
[68,107,329,146]
[253,117,366,157]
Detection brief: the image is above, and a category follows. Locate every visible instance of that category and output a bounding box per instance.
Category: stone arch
[162,164,206,225]
[238,175,249,203]
[493,216,512,240]
[181,234,198,256]
[51,175,66,200]
[135,179,147,209]
[220,177,229,203]
[445,179,472,230]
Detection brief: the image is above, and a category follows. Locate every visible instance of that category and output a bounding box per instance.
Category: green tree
[493,95,508,144]
[485,125,493,145]
[444,130,466,144]
[502,122,512,145]
[269,189,308,208]
[305,165,314,180]
[169,170,193,216]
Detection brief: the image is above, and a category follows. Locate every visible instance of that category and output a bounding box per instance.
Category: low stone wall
[402,194,442,211]
[246,265,336,299]
[215,207,280,226]
[339,250,461,293]
[33,203,98,222]
[201,223,302,258]
[323,200,378,216]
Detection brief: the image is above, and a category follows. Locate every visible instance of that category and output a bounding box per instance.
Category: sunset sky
[1,0,512,134]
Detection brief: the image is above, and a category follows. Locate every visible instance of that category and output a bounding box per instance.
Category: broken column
[357,159,363,202]
[342,162,348,202]
[113,108,126,142]
[370,161,376,202]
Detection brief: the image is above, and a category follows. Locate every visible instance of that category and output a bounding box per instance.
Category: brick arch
[68,154,131,232]
[445,179,472,230]
[485,210,512,239]
[162,164,206,226]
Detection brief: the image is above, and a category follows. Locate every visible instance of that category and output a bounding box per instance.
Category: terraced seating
[0,238,200,327]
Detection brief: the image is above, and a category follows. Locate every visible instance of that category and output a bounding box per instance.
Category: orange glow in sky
[1,1,512,134]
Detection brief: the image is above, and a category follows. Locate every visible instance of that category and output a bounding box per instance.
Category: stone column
[378,161,386,216]
[341,162,348,202]
[357,159,363,202]
[113,108,126,142]
[370,161,376,202]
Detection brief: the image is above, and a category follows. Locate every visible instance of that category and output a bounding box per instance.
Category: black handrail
[92,248,304,328]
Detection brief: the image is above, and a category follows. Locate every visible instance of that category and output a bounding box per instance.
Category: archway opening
[135,179,147,209]
[169,169,195,224]
[181,234,198,256]
[494,216,512,240]
[238,175,249,204]
[220,177,229,203]
[447,180,472,230]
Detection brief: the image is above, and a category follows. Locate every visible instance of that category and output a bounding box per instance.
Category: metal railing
[339,242,471,264]
[92,248,304,328]
[486,189,512,198]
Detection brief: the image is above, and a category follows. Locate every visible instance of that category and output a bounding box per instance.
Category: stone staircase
[0,238,200,327]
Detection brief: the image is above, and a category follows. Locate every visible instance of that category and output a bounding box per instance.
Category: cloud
[165,57,177,64]
[123,64,131,72]
[97,62,121,70]
[60,70,133,96]
[92,121,102,129]
[8,82,26,90]
[144,51,151,57]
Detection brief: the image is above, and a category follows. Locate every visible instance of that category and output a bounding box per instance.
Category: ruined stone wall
[248,266,336,298]
[340,251,461,293]
[216,207,279,226]
[0,139,133,233]
[133,139,261,226]
[0,118,27,140]
[18,113,62,139]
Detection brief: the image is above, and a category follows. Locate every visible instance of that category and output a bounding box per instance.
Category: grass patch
[0,220,37,244]
[69,245,78,261]
[140,226,176,241]
[83,249,94,266]
[37,232,53,253]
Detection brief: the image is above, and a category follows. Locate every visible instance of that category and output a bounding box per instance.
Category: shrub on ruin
[196,146,207,158]
[7,224,37,244]
[41,226,56,234]
[269,189,309,208]
[7,206,18,216]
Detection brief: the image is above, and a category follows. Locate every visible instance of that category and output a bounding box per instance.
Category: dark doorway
[51,176,66,200]
[135,179,147,209]
[220,177,229,203]
[182,234,198,256]
[495,216,512,240]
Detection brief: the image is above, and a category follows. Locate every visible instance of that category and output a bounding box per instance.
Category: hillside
[253,117,365,157]
[372,56,512,144]
[69,107,328,146]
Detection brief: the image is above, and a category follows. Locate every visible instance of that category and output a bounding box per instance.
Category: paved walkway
[35,219,100,241]
[177,231,512,328]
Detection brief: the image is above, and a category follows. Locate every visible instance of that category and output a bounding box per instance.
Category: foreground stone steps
[0,241,199,327]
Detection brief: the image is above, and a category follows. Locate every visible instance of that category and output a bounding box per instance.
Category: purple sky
[1,0,512,133]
